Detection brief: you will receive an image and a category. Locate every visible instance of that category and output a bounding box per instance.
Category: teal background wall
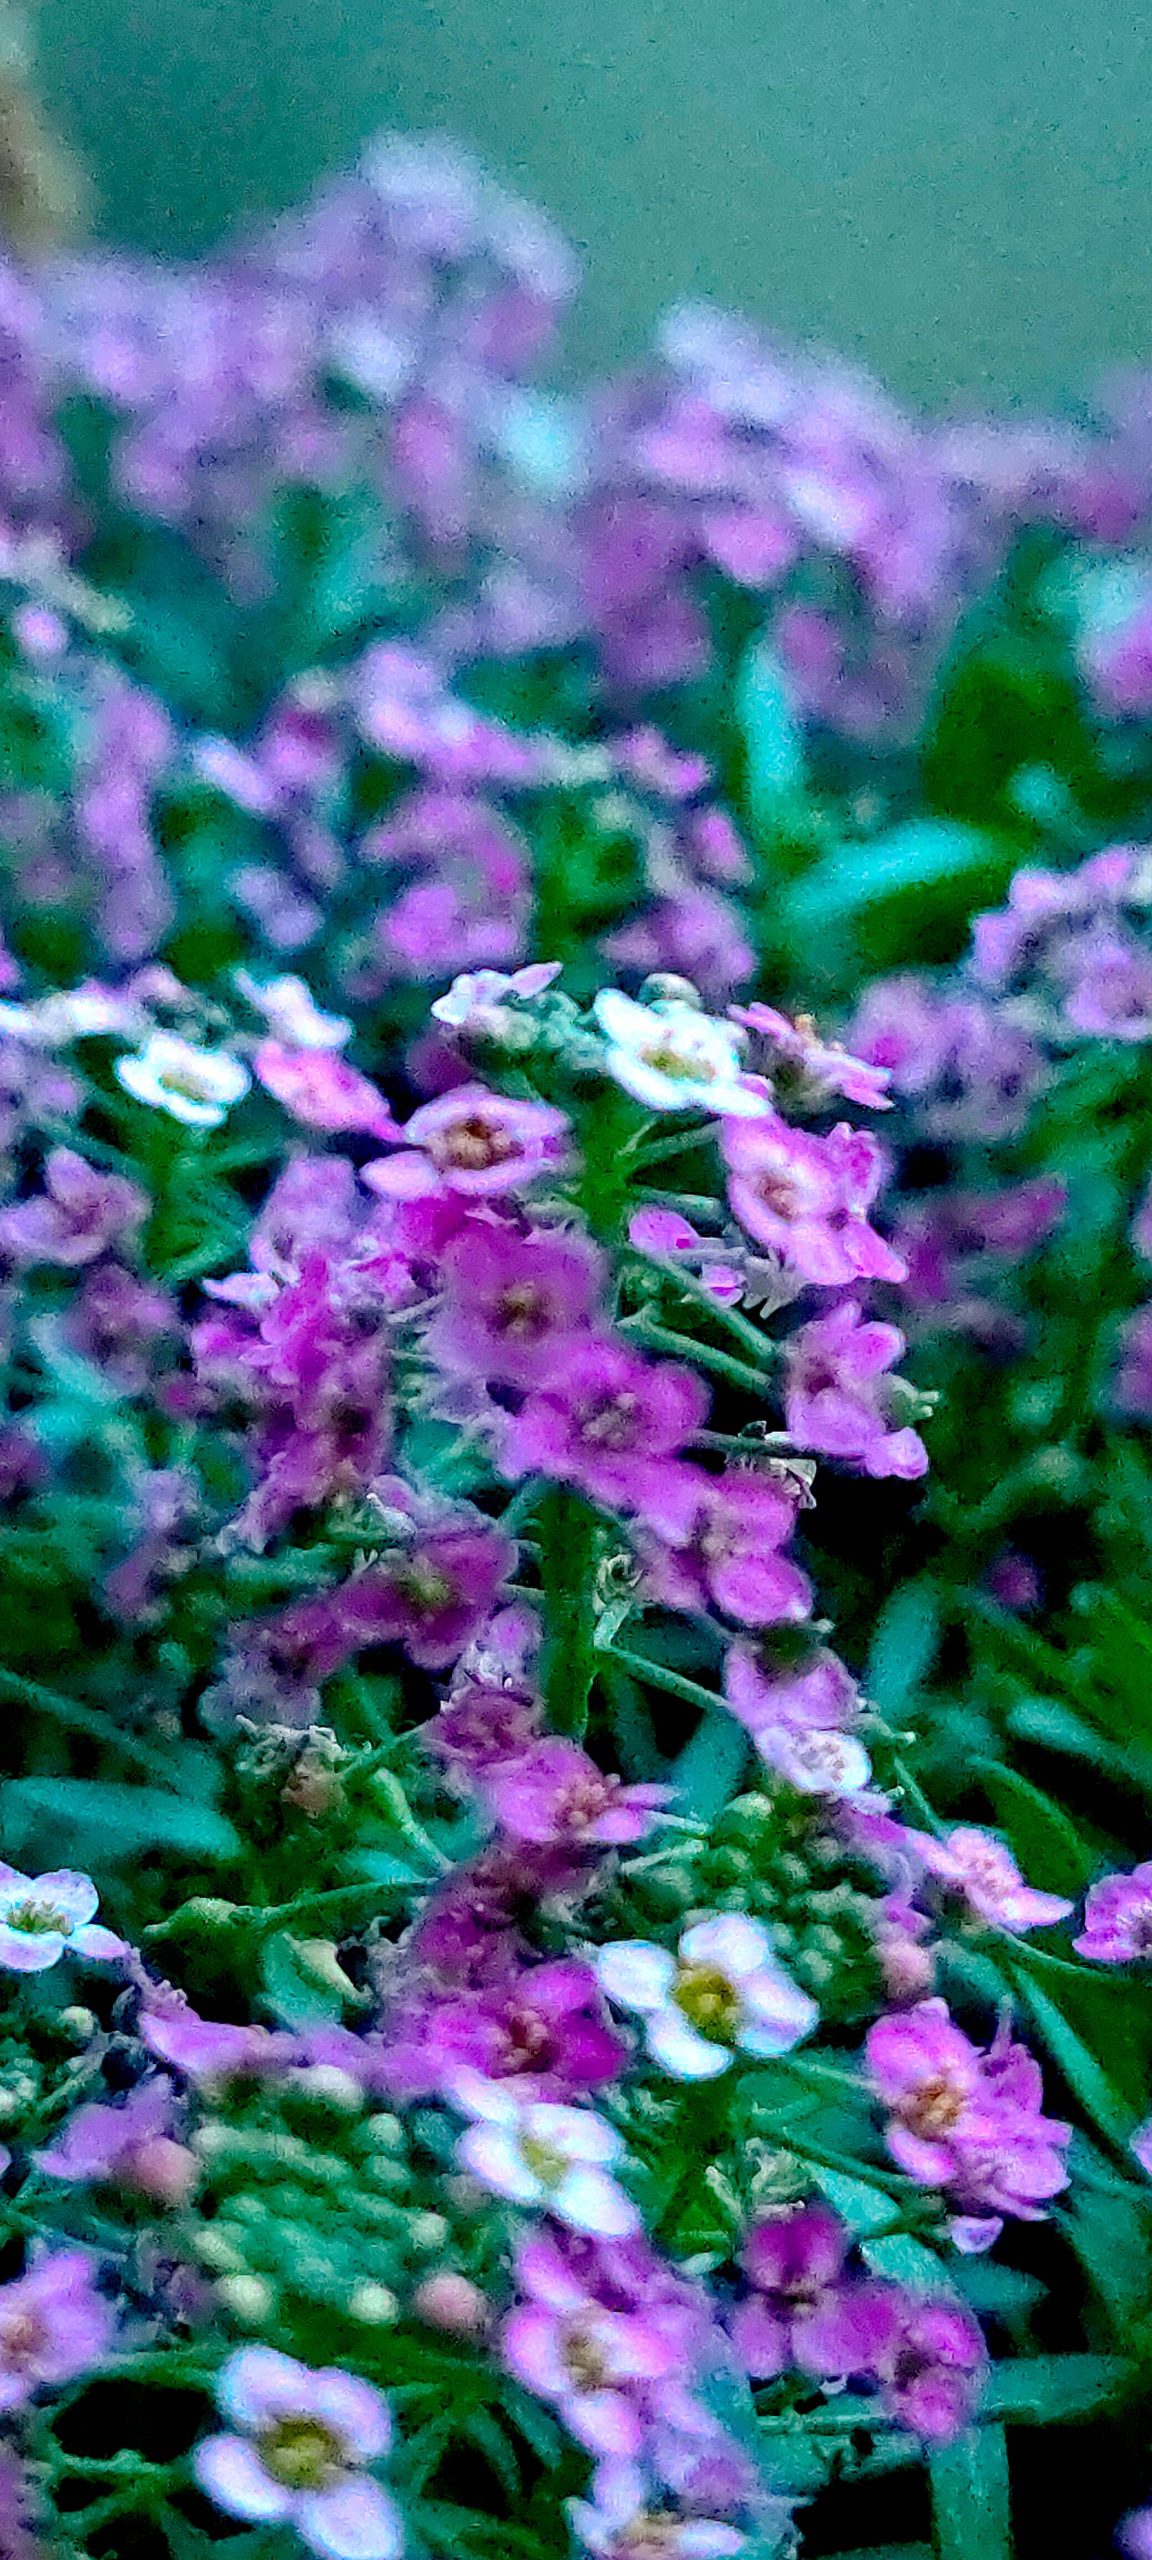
[32,0,1152,410]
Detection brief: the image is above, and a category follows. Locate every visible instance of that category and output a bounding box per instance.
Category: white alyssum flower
[593,990,768,1118]
[754,1724,872,1800]
[115,1031,251,1130]
[0,986,146,1046]
[235,972,352,1052]
[594,1914,817,2081]
[452,2074,640,2236]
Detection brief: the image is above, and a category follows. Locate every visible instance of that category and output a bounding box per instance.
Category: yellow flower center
[672,1962,740,2044]
[260,2417,343,2491]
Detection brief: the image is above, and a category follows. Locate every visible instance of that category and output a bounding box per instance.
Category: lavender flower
[0,2253,113,2409]
[1074,1862,1152,1962]
[454,2081,641,2235]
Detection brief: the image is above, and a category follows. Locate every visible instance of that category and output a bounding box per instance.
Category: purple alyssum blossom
[252,1041,401,1140]
[194,2347,402,2560]
[477,1737,670,1847]
[729,1003,893,1112]
[782,1299,928,1479]
[425,1216,604,1387]
[724,1645,872,1798]
[721,1112,904,1287]
[0,1147,148,1268]
[501,1334,708,1514]
[636,1464,812,1624]
[865,1996,1072,2248]
[1074,1861,1152,1962]
[908,1825,1073,1933]
[0,2253,114,2410]
[36,2079,197,2205]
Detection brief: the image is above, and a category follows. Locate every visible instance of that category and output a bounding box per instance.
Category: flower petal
[644,2010,732,2080]
[594,1942,678,2014]
[194,2435,293,2523]
[296,2479,404,2560]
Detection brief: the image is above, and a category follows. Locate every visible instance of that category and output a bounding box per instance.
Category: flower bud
[216,2273,275,2325]
[411,2273,488,2335]
[349,2281,400,2326]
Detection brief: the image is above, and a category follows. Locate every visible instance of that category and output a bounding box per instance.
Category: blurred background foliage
[28,0,1152,407]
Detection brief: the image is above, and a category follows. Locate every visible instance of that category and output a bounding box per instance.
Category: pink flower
[502,1335,708,1514]
[502,2254,682,2458]
[1074,1862,1152,1963]
[194,2347,401,2560]
[253,1041,400,1139]
[479,1738,670,1847]
[865,1998,1071,2244]
[724,1646,871,1797]
[426,1218,604,1387]
[782,1300,928,1480]
[383,1958,626,2103]
[729,1004,892,1111]
[908,1826,1072,1933]
[392,1082,569,1195]
[0,2253,114,2409]
[637,1466,811,1625]
[721,1113,904,1287]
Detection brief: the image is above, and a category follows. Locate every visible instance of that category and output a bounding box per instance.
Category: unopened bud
[129,2136,199,2208]
[349,2281,400,2326]
[216,2274,275,2325]
[285,2066,364,2115]
[411,2273,488,2335]
[408,2212,450,2255]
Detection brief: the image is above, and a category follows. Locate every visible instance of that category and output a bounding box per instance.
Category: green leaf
[929,2425,1013,2560]
[672,1708,748,1820]
[983,2355,1132,2425]
[0,1776,239,1863]
[736,634,805,824]
[866,1582,940,1714]
[970,1760,1098,1896]
[1006,1957,1142,2142]
[782,820,995,933]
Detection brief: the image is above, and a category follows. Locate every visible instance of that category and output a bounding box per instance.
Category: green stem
[599,1643,724,1719]
[620,1313,774,1401]
[537,1485,603,1739]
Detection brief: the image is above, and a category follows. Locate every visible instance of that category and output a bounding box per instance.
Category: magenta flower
[0,1868,125,1974]
[626,1207,744,1306]
[865,1997,1072,2245]
[724,1645,872,1797]
[721,1112,904,1287]
[908,1826,1072,1934]
[253,1040,401,1140]
[194,2347,401,2560]
[730,2204,864,2380]
[1112,1305,1152,1419]
[479,1738,669,1847]
[502,1335,708,1514]
[782,1299,928,1480]
[0,2253,114,2410]
[394,1082,569,1195]
[1074,1862,1152,1963]
[426,1217,604,1386]
[637,1465,812,1625]
[502,2238,684,2459]
[878,2296,986,2443]
[0,1147,148,1268]
[383,1958,626,2102]
[338,1505,517,1670]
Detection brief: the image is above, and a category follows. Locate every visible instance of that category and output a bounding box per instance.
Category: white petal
[296,2479,404,2560]
[218,2345,310,2428]
[594,1941,678,2014]
[456,2123,542,2205]
[645,2010,732,2080]
[679,1914,773,1979]
[445,2066,521,2124]
[523,2105,621,2165]
[194,2435,293,2523]
[593,991,648,1046]
[553,2166,641,2237]
[737,1980,819,2054]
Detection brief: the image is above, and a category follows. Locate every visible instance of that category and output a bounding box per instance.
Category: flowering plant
[0,125,1151,2560]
